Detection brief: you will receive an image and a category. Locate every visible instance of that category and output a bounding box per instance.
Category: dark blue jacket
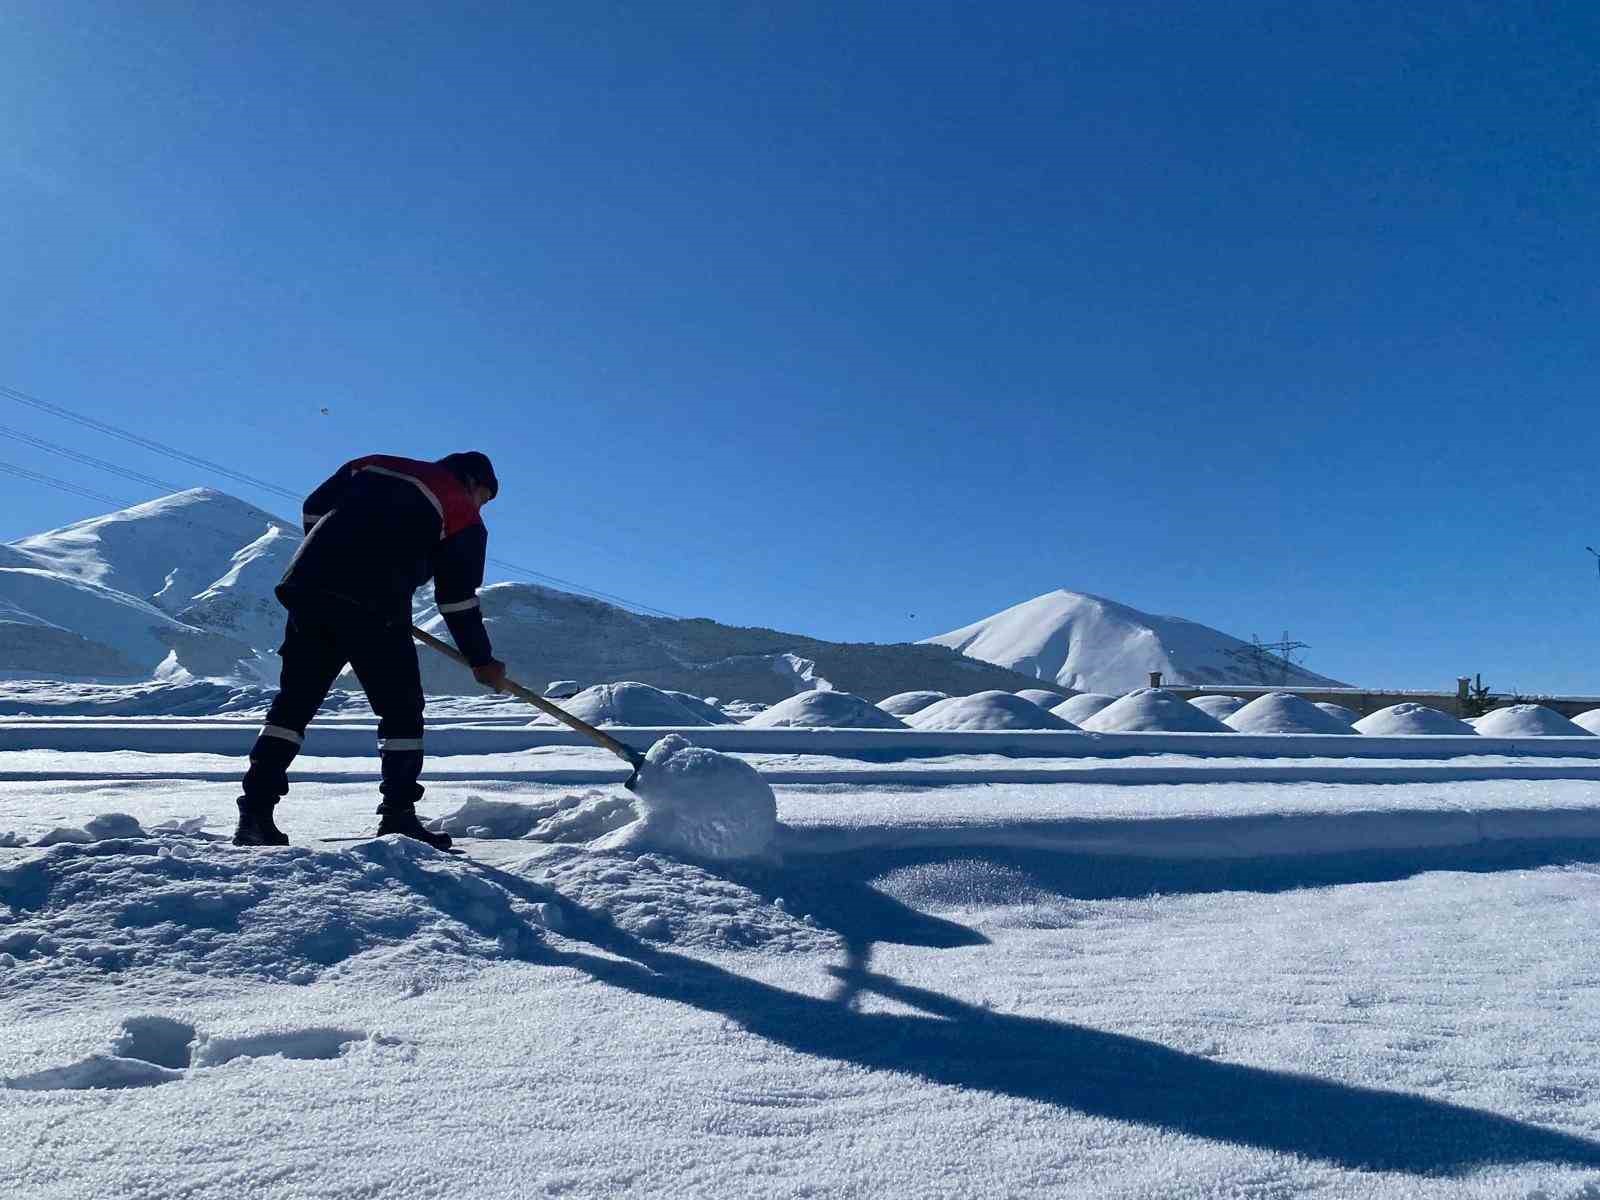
[278,455,495,666]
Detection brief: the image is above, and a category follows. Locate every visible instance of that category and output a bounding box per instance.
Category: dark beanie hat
[437,451,499,499]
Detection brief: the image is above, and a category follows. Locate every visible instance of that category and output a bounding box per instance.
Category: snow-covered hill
[414,580,1044,701]
[0,490,294,680]
[924,590,1349,693]
[0,491,1047,700]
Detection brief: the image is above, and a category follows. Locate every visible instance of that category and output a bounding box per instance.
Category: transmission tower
[1226,630,1310,685]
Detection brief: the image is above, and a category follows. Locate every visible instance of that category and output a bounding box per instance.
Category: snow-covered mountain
[0,490,1048,700]
[923,589,1349,693]
[413,580,1045,701]
[0,490,295,680]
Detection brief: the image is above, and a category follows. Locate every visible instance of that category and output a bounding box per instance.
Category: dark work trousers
[241,599,426,813]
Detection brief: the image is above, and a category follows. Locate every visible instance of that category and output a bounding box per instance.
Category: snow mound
[431,791,638,843]
[557,683,711,727]
[1015,688,1069,708]
[545,680,581,698]
[1354,703,1477,736]
[664,691,732,724]
[1078,688,1232,733]
[1572,709,1600,735]
[908,691,1076,731]
[512,845,839,953]
[744,690,906,729]
[1225,693,1358,735]
[0,837,557,992]
[595,735,779,861]
[1050,693,1117,723]
[1315,702,1361,727]
[26,811,147,847]
[1188,695,1246,720]
[1472,704,1593,737]
[876,690,948,717]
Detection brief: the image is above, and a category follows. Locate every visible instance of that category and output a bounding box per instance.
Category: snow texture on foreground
[10,822,1600,1198]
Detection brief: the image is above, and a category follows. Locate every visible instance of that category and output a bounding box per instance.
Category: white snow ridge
[925,589,1348,693]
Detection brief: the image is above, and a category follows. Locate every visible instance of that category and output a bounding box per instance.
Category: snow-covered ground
[8,726,1600,1198]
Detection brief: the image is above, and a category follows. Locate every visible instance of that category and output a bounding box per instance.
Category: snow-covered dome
[1015,688,1069,709]
[545,680,582,699]
[663,691,731,724]
[1353,703,1476,736]
[909,691,1077,731]
[556,683,711,727]
[1050,693,1117,724]
[1572,709,1600,735]
[1472,705,1592,737]
[876,690,949,717]
[1314,702,1361,727]
[1080,688,1233,733]
[744,690,907,729]
[1188,695,1245,720]
[1225,693,1357,735]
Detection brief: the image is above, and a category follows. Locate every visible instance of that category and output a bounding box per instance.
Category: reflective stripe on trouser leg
[242,727,302,801]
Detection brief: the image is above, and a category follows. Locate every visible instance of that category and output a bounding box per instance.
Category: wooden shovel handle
[410,625,646,768]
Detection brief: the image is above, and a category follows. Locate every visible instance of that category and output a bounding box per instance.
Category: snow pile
[594,734,779,860]
[876,690,948,717]
[1473,704,1593,737]
[1078,688,1232,733]
[19,811,147,847]
[1354,703,1477,736]
[0,837,556,991]
[545,680,581,698]
[663,691,731,724]
[1051,693,1117,723]
[1315,702,1361,727]
[512,845,838,953]
[908,691,1076,731]
[1015,688,1068,708]
[744,690,906,729]
[553,683,712,727]
[1188,695,1246,720]
[427,792,634,841]
[1225,693,1358,735]
[924,589,1349,692]
[1573,709,1600,734]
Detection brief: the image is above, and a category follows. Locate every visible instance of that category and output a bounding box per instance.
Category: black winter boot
[233,796,289,846]
[375,808,453,851]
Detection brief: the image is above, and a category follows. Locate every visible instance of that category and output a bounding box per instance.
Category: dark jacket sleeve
[431,522,494,667]
[301,463,353,535]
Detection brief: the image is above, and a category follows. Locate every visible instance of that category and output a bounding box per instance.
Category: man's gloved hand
[472,659,509,693]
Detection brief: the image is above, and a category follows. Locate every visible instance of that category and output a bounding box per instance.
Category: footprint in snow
[3,1014,404,1091]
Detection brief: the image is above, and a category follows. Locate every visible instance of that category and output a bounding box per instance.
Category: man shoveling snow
[233,452,508,849]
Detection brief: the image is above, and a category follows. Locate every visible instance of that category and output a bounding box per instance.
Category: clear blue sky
[3,2,1598,692]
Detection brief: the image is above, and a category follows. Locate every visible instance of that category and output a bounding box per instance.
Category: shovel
[411,625,646,790]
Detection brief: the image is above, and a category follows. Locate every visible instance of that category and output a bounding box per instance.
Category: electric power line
[0,383,684,619]
[0,458,129,508]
